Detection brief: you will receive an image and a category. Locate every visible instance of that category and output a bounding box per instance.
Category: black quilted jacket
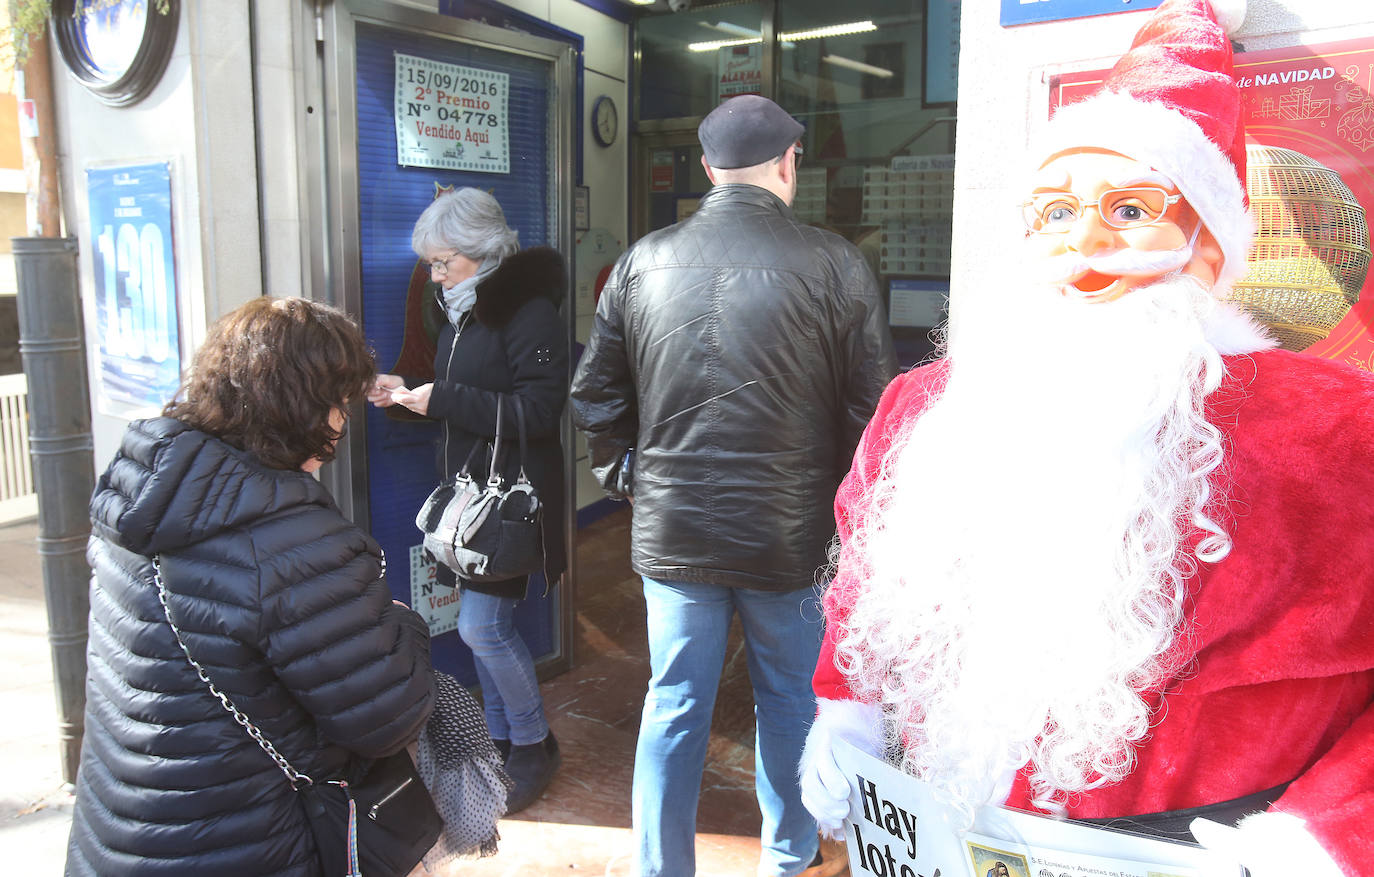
[570,184,897,590]
[65,418,434,877]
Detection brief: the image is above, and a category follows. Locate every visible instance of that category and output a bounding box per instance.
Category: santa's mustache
[1039,246,1192,287]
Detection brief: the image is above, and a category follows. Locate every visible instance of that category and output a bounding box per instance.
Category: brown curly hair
[164,297,376,471]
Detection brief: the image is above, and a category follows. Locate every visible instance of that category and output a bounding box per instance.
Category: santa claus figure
[799,2,1374,874]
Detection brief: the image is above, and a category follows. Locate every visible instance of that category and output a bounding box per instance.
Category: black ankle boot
[491,737,511,760]
[504,731,561,814]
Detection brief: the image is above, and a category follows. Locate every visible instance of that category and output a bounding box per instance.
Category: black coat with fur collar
[428,246,568,598]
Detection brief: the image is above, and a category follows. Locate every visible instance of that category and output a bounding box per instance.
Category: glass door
[324,0,577,683]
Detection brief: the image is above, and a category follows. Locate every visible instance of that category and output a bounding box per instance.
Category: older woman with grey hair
[368,187,568,814]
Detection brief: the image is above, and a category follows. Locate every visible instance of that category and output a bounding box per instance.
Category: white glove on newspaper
[1190,811,1341,877]
[799,698,884,840]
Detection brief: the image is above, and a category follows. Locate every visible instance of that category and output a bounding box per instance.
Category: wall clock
[53,0,181,107]
[592,95,618,147]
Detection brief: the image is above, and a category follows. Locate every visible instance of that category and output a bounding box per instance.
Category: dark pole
[13,237,93,784]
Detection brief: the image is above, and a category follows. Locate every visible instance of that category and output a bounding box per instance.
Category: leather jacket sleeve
[838,257,899,464]
[570,270,638,498]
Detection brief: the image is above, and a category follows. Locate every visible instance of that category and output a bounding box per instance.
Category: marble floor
[452,507,848,876]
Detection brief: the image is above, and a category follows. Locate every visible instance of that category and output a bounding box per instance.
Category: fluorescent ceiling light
[625,0,656,5]
[783,20,876,41]
[821,54,893,78]
[699,21,760,37]
[689,37,761,52]
[688,19,875,52]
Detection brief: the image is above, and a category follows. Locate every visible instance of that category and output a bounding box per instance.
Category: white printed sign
[890,154,955,173]
[717,43,762,100]
[394,53,510,174]
[409,544,459,636]
[833,742,1237,877]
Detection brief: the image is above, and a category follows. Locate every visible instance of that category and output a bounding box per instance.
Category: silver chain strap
[153,555,314,789]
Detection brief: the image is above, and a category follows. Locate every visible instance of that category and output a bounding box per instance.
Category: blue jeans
[634,577,823,877]
[456,589,549,745]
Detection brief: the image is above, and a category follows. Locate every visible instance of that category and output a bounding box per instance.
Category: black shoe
[491,737,511,760]
[504,731,561,814]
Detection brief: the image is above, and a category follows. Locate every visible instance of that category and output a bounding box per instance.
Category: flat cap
[698,95,805,170]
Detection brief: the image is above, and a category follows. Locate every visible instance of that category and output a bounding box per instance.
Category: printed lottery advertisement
[410,543,459,636]
[394,52,511,174]
[832,742,1237,877]
[86,162,181,417]
[1051,36,1374,372]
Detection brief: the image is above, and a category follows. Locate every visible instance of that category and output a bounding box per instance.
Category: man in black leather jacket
[570,95,897,877]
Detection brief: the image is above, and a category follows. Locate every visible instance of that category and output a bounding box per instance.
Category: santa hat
[1036,0,1251,291]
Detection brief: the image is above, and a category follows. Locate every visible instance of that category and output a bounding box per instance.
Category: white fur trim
[1191,812,1341,877]
[1210,0,1247,36]
[1037,91,1253,289]
[1203,301,1277,355]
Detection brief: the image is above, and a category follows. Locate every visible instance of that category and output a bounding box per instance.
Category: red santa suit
[814,347,1374,870]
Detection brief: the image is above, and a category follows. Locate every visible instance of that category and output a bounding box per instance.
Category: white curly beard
[834,269,1231,818]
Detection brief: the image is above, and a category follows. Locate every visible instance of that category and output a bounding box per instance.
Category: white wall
[252,2,315,303]
[457,0,631,512]
[950,0,1374,336]
[52,3,262,470]
[558,0,631,513]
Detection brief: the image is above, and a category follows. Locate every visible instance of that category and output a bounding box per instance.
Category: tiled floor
[455,506,777,875]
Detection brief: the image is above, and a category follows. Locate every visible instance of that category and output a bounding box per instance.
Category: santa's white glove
[1190,811,1341,877]
[799,698,885,840]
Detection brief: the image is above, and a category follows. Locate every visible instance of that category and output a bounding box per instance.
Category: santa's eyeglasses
[1021,186,1183,233]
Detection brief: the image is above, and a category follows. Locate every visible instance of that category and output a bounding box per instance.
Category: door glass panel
[779,0,959,368]
[637,1,765,120]
[354,21,560,684]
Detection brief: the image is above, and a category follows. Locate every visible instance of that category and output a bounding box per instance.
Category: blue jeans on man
[634,577,823,877]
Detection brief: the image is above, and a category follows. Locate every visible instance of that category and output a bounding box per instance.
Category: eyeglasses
[1020,186,1184,234]
[429,252,462,275]
[792,142,804,167]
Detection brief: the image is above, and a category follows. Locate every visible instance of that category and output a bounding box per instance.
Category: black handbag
[416,394,544,583]
[298,753,444,877]
[152,556,442,877]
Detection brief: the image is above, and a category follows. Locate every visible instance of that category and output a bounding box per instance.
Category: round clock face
[593,96,618,147]
[54,0,180,107]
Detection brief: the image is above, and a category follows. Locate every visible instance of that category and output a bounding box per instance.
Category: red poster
[1050,37,1374,372]
[650,149,675,193]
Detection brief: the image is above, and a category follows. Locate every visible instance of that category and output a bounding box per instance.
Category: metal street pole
[13,237,93,784]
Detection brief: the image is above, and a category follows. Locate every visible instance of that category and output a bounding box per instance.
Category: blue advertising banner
[86,162,180,416]
[925,0,961,105]
[1000,0,1161,27]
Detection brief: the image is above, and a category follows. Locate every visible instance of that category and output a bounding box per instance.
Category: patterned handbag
[416,394,544,583]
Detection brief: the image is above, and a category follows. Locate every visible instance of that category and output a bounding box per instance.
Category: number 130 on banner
[86,162,181,417]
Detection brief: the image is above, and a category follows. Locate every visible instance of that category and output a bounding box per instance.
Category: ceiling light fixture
[688,36,761,52]
[688,19,876,52]
[782,20,877,41]
[821,54,894,78]
[698,21,760,36]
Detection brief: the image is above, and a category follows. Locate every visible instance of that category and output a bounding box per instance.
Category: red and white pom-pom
[1210,0,1247,35]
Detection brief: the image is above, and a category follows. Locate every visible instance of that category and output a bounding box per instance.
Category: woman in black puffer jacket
[65,298,434,876]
